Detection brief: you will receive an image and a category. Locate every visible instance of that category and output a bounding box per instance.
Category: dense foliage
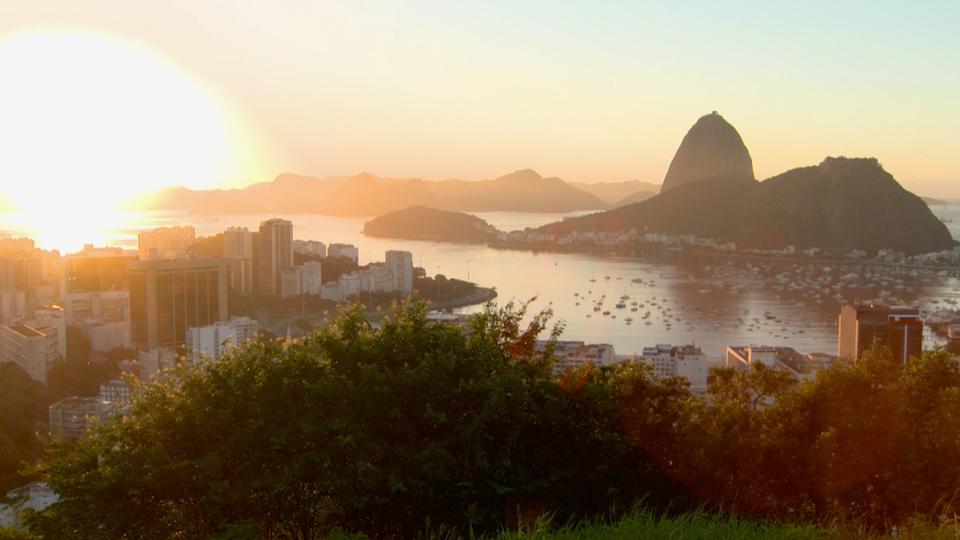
[28,301,679,538]
[23,300,960,538]
[0,365,49,494]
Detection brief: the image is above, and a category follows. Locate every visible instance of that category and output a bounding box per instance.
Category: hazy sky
[1,1,958,196]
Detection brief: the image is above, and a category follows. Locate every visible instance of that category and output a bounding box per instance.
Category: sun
[0,27,247,250]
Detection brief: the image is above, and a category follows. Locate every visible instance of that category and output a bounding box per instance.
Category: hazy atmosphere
[4,3,960,539]
[1,0,958,204]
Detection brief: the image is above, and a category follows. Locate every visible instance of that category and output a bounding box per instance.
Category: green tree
[30,300,684,539]
[0,363,49,494]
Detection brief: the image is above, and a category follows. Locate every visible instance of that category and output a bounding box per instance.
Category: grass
[493,510,828,540]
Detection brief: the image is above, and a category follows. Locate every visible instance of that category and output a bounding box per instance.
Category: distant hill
[661,112,754,193]
[612,189,657,208]
[363,206,498,243]
[137,169,606,216]
[540,157,954,254]
[569,180,660,205]
[922,196,948,206]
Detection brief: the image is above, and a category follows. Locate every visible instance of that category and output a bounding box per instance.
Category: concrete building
[320,282,343,302]
[293,240,326,258]
[137,226,196,261]
[223,227,256,295]
[187,316,258,362]
[257,219,293,297]
[638,344,709,391]
[386,250,414,296]
[137,347,178,380]
[281,266,303,298]
[99,379,134,406]
[300,261,322,295]
[48,397,114,440]
[65,290,131,352]
[129,258,230,349]
[0,289,25,324]
[328,243,359,264]
[339,271,363,299]
[535,340,617,373]
[838,304,922,365]
[65,245,136,293]
[726,346,834,382]
[0,324,58,384]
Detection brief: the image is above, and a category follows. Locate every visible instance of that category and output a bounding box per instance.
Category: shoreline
[425,286,498,311]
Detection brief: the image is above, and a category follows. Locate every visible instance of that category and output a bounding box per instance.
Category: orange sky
[0,1,958,199]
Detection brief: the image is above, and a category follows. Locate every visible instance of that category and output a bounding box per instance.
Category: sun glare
[0,28,242,251]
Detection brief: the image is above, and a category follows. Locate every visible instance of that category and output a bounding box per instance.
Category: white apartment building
[638,344,709,391]
[281,266,303,298]
[301,261,322,295]
[339,271,363,299]
[0,324,58,384]
[535,340,617,373]
[328,243,359,263]
[386,250,414,296]
[187,317,259,362]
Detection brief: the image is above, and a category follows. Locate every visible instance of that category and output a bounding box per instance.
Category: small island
[362,206,499,243]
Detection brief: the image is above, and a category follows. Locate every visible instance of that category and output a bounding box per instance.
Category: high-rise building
[0,324,58,384]
[223,227,255,295]
[838,304,923,365]
[186,316,259,362]
[137,226,196,261]
[328,243,359,264]
[64,245,136,293]
[129,258,230,350]
[48,397,114,440]
[280,266,303,299]
[300,261,322,295]
[386,250,414,296]
[257,219,293,297]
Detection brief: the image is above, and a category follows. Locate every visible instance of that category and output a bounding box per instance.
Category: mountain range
[137,169,631,216]
[537,110,953,255]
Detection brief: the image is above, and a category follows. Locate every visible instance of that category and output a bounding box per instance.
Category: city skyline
[0,0,958,219]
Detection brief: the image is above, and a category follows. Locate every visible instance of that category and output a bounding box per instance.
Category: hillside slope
[541,157,954,254]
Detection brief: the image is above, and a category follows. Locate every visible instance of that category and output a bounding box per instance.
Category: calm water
[2,208,957,359]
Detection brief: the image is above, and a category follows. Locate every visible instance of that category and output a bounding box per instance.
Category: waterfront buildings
[257,219,293,297]
[725,345,834,381]
[386,250,414,296]
[138,226,196,261]
[838,304,922,365]
[129,258,230,349]
[328,243,359,264]
[536,340,617,373]
[637,344,709,391]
